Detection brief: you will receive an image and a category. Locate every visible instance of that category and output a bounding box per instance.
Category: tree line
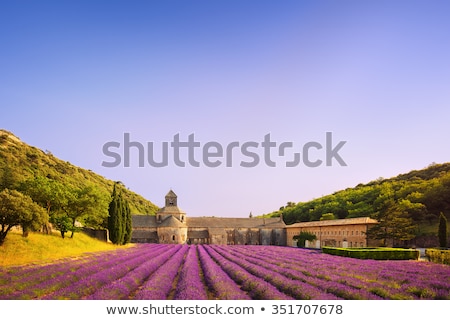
[269,163,450,246]
[0,169,131,246]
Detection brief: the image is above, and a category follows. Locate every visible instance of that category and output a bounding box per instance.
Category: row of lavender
[1,244,449,299]
[0,244,178,299]
[209,245,450,299]
[0,244,247,300]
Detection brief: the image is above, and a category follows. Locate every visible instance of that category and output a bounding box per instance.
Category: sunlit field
[0,231,129,267]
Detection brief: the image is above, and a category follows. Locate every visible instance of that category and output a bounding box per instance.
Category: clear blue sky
[1,0,449,217]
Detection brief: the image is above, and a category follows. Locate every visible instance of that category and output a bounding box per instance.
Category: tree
[347,201,375,218]
[367,200,416,246]
[107,183,132,245]
[0,189,48,245]
[122,196,132,245]
[21,177,109,238]
[108,184,123,244]
[19,176,67,234]
[61,184,109,238]
[367,185,416,246]
[293,232,317,248]
[438,212,448,248]
[0,165,20,191]
[397,198,427,222]
[50,214,74,239]
[320,213,336,221]
[286,202,296,208]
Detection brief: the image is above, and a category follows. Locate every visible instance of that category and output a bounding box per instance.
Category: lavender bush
[173,245,208,300]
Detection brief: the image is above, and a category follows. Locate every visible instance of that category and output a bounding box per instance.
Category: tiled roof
[132,215,157,228]
[159,215,186,228]
[186,217,285,228]
[165,189,177,197]
[157,205,186,214]
[208,228,227,235]
[286,217,378,228]
[132,215,286,229]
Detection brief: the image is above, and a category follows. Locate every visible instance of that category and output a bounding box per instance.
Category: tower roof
[165,189,177,197]
[159,215,186,228]
[157,205,186,215]
[158,189,185,215]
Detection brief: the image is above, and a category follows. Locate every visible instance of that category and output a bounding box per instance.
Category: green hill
[268,162,450,245]
[0,129,158,217]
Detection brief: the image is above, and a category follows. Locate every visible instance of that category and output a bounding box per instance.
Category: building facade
[131,190,379,247]
[131,190,287,245]
[285,217,379,248]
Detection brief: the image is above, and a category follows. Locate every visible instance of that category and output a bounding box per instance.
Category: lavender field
[1,244,449,300]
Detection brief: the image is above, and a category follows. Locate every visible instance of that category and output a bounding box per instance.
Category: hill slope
[0,129,158,215]
[269,162,450,232]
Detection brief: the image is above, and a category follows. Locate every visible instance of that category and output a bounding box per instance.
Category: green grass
[0,231,132,267]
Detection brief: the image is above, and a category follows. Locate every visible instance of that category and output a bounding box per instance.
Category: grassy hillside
[268,162,450,244]
[0,231,130,267]
[0,129,158,215]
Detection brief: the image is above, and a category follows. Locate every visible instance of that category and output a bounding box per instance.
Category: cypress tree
[107,184,123,245]
[117,192,125,245]
[438,212,448,248]
[122,197,132,245]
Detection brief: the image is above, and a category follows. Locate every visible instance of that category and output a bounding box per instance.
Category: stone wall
[287,224,373,248]
[82,228,108,242]
[131,229,158,243]
[131,221,286,245]
[223,228,286,245]
[157,227,188,244]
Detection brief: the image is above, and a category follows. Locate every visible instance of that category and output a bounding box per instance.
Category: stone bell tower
[165,189,178,207]
[156,189,187,244]
[156,189,186,224]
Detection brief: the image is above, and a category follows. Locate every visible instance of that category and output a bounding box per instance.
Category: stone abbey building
[131,190,378,247]
[131,190,287,245]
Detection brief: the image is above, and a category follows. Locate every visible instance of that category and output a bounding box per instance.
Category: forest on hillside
[268,162,450,245]
[0,129,158,243]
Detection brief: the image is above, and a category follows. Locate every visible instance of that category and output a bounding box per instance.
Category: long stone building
[131,190,378,247]
[131,190,287,245]
[285,217,379,248]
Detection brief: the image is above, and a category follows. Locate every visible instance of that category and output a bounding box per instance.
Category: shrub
[425,248,450,265]
[322,247,420,260]
[293,232,316,248]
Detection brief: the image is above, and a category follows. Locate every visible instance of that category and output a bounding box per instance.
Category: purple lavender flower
[1,243,449,300]
[197,245,250,300]
[133,245,189,299]
[173,245,208,300]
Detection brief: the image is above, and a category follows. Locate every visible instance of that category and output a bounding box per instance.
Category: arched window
[172,235,176,241]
